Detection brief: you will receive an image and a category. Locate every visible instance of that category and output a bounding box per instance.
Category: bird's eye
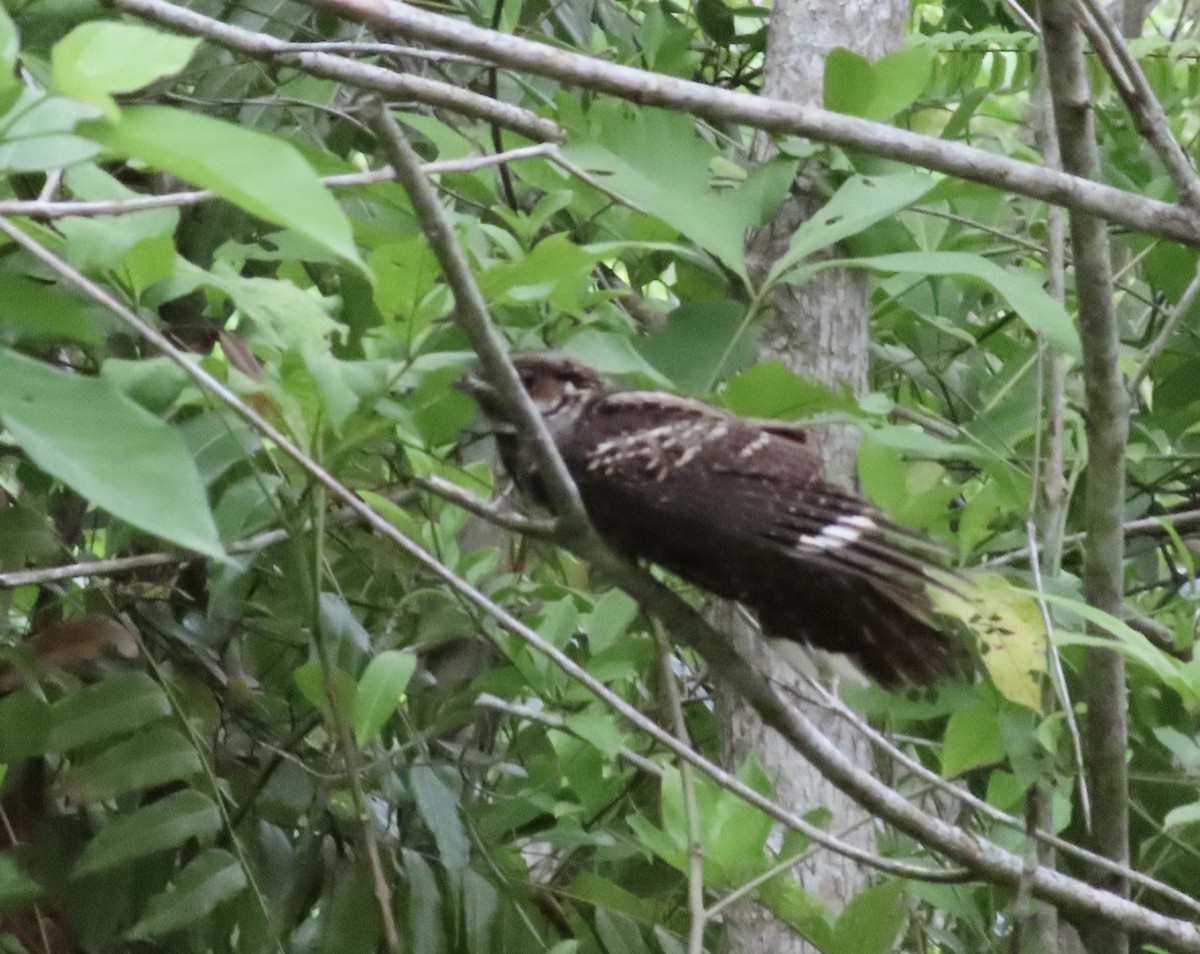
[519,372,534,388]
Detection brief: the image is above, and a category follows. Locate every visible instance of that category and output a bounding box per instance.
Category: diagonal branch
[110,0,560,143]
[3,216,1200,949]
[1070,0,1200,210]
[298,0,1200,247]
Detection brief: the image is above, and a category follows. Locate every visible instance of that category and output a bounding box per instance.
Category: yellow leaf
[931,572,1046,710]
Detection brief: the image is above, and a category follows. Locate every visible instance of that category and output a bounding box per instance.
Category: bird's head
[456,353,604,428]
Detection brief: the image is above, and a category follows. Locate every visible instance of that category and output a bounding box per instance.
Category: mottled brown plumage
[459,354,960,686]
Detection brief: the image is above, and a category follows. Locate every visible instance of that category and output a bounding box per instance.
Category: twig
[365,99,590,534]
[111,0,561,143]
[0,492,416,589]
[0,145,560,220]
[5,191,1200,954]
[655,630,707,954]
[1128,260,1200,397]
[1071,0,1200,210]
[413,475,558,537]
[801,677,1200,918]
[1026,518,1092,832]
[475,693,663,775]
[298,0,1200,247]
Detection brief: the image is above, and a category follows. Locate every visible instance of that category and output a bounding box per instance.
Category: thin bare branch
[299,0,1200,247]
[4,204,1200,951]
[1129,260,1200,396]
[0,145,560,220]
[111,0,561,142]
[1071,0,1200,210]
[414,475,558,537]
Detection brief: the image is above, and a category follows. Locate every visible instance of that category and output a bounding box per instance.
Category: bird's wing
[564,392,942,596]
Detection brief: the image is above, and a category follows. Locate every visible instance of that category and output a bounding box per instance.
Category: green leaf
[52,22,199,120]
[0,90,101,172]
[725,361,857,419]
[352,650,417,748]
[403,848,446,954]
[50,672,171,752]
[0,6,19,110]
[825,46,934,121]
[827,881,907,954]
[85,106,362,268]
[766,173,936,285]
[562,103,795,278]
[127,848,246,939]
[69,727,202,802]
[293,661,357,720]
[0,692,52,761]
[0,854,41,911]
[463,869,499,954]
[563,711,625,758]
[0,273,100,344]
[849,251,1081,358]
[0,348,223,558]
[638,300,757,395]
[73,790,222,877]
[941,703,1005,777]
[1164,800,1200,830]
[409,765,468,883]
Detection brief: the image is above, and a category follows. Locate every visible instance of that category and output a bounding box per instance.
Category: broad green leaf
[73,790,222,877]
[85,106,362,267]
[1046,594,1200,706]
[463,869,499,954]
[52,22,199,120]
[0,854,41,909]
[827,881,907,954]
[562,103,795,277]
[0,348,223,558]
[562,330,673,385]
[637,300,756,395]
[931,573,1046,710]
[594,909,650,954]
[766,174,936,285]
[50,672,170,751]
[0,692,51,761]
[0,90,101,172]
[725,360,857,419]
[403,847,446,954]
[69,727,202,802]
[57,164,178,290]
[941,703,1006,777]
[0,273,101,344]
[848,251,1081,358]
[0,7,18,109]
[563,711,625,758]
[1164,800,1200,830]
[825,46,934,122]
[293,661,357,720]
[586,590,639,654]
[127,848,246,939]
[352,650,416,748]
[410,764,468,882]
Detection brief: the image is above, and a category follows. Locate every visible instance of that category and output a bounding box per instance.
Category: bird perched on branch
[457,353,962,687]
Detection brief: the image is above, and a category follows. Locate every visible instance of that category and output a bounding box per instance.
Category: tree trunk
[717,1,907,951]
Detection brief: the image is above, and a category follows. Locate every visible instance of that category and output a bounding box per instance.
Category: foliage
[0,0,1199,950]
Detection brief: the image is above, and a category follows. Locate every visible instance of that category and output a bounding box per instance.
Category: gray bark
[719,1,906,950]
[1037,4,1131,954]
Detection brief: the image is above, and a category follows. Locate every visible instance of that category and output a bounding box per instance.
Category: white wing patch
[797,512,878,552]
